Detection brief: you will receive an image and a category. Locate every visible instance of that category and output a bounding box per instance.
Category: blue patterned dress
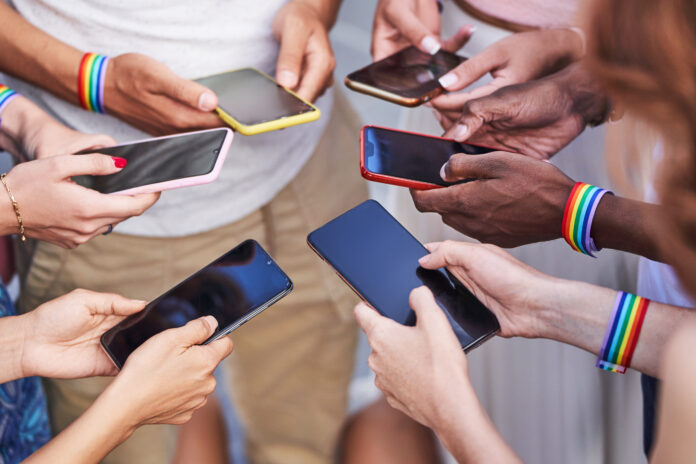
[0,284,50,463]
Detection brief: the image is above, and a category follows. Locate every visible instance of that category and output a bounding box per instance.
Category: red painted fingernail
[113,157,127,168]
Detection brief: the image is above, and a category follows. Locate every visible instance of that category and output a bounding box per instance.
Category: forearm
[0,3,83,103]
[434,379,522,463]
[0,315,28,383]
[536,279,694,377]
[25,386,136,463]
[592,194,663,261]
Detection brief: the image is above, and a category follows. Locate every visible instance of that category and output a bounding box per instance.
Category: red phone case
[359,125,500,190]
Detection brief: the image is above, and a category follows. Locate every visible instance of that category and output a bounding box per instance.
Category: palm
[26,306,122,378]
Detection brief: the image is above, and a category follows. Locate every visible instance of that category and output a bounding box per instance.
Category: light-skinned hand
[19,289,147,379]
[0,154,159,248]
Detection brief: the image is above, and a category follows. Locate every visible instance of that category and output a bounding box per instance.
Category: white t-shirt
[637,144,695,308]
[3,0,333,237]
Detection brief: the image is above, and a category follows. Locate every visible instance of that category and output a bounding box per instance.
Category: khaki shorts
[16,91,368,464]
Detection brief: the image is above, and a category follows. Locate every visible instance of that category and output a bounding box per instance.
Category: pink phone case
[110,128,234,196]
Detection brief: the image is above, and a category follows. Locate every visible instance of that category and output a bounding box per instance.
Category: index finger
[417,240,476,270]
[275,19,312,89]
[81,290,147,317]
[295,33,335,102]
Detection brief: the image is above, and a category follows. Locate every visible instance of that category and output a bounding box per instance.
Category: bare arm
[419,240,694,378]
[0,3,83,103]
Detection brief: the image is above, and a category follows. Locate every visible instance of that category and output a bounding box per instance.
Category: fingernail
[438,72,457,89]
[452,124,469,140]
[277,70,298,88]
[131,299,148,304]
[468,25,477,34]
[113,157,127,168]
[421,35,441,55]
[439,162,448,180]
[198,92,216,111]
[204,315,219,330]
[418,255,431,265]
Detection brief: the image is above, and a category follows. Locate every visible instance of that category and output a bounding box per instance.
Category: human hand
[418,241,556,338]
[410,151,574,246]
[372,0,474,60]
[433,64,606,159]
[1,154,159,248]
[0,93,115,160]
[272,1,337,103]
[432,29,584,109]
[20,289,146,379]
[354,287,471,430]
[104,53,221,135]
[27,124,115,160]
[106,316,234,428]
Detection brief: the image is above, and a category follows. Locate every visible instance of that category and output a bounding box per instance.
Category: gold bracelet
[0,174,25,242]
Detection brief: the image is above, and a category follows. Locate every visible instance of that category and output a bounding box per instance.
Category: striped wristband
[562,182,613,257]
[596,292,650,374]
[0,85,18,114]
[77,53,110,113]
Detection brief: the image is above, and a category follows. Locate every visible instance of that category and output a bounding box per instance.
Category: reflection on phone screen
[102,240,292,367]
[308,200,499,350]
[363,126,494,186]
[73,129,228,193]
[347,46,465,99]
[197,69,315,126]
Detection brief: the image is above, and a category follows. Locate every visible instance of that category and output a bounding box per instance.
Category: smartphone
[345,46,466,107]
[101,239,293,369]
[196,68,320,135]
[73,128,233,195]
[361,125,496,189]
[307,200,499,351]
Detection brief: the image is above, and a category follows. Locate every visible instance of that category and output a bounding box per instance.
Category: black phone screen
[101,240,293,368]
[73,129,228,194]
[196,68,315,126]
[347,46,466,99]
[363,126,494,186]
[307,200,499,350]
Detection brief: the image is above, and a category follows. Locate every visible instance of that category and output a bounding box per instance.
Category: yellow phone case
[211,68,321,136]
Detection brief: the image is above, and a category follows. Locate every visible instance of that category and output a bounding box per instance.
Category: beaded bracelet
[562,182,613,257]
[596,292,650,374]
[77,53,110,113]
[0,85,18,115]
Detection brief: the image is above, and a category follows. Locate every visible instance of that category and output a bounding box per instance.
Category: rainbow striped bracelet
[562,182,613,257]
[0,85,18,114]
[77,53,109,113]
[596,292,650,374]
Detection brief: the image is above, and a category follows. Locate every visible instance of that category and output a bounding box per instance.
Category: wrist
[97,380,140,441]
[536,279,615,348]
[0,314,32,382]
[557,63,611,126]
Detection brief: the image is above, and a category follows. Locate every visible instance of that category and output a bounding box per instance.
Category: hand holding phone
[73,128,233,195]
[345,46,466,107]
[196,68,320,135]
[1,154,158,248]
[307,200,499,351]
[361,125,495,189]
[101,240,292,368]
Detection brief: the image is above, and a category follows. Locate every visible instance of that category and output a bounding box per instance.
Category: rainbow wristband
[562,182,613,257]
[77,53,109,113]
[596,292,650,374]
[0,85,18,114]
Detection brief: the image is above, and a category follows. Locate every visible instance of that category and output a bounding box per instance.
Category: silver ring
[103,224,113,236]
